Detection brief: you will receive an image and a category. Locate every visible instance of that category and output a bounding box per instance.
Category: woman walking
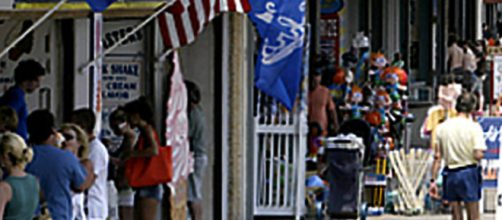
[0,132,40,220]
[123,97,162,220]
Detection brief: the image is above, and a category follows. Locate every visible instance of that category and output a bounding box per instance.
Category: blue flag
[248,0,306,110]
[85,0,117,12]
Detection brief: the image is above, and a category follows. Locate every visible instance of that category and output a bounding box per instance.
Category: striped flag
[158,0,251,49]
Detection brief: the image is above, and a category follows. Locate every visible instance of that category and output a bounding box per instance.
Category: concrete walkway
[368,213,495,219]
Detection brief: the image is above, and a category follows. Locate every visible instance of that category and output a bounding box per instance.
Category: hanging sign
[320,13,340,66]
[321,0,344,15]
[493,56,502,98]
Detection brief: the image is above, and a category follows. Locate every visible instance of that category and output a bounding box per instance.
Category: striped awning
[157,0,250,49]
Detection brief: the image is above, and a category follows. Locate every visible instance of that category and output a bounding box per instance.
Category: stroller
[324,119,372,219]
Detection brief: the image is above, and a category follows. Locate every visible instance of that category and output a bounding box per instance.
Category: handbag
[125,130,173,187]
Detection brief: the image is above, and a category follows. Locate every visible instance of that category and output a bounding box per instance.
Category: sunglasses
[61,133,75,141]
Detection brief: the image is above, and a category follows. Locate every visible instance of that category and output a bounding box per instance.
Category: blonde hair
[0,132,33,169]
[60,123,89,160]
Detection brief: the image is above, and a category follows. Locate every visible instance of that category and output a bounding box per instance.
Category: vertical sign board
[92,13,104,135]
[487,47,502,115]
[320,0,344,66]
[100,19,144,146]
[479,117,502,219]
[319,14,340,66]
[493,56,502,105]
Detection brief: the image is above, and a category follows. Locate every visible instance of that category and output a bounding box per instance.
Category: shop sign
[479,117,502,189]
[101,61,141,104]
[320,14,340,66]
[99,61,141,138]
[480,117,502,160]
[103,20,144,55]
[493,56,502,100]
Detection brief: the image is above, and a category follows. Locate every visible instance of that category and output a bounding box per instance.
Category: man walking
[0,59,45,140]
[429,91,486,220]
[72,108,110,220]
[26,110,93,220]
[185,81,207,220]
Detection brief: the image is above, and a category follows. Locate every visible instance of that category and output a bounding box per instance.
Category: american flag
[158,0,251,49]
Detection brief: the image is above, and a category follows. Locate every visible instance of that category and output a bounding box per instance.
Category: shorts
[188,156,208,202]
[135,185,163,201]
[118,188,135,207]
[442,164,482,202]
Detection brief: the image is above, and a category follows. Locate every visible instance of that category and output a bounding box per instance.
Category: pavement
[368,213,495,220]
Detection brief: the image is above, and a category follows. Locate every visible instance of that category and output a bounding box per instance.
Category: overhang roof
[0,1,166,19]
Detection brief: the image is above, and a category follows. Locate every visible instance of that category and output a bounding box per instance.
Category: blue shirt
[26,145,87,220]
[0,85,28,140]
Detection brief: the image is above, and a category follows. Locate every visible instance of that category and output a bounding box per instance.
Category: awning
[14,1,163,10]
[0,0,165,18]
[484,0,502,3]
[83,0,251,69]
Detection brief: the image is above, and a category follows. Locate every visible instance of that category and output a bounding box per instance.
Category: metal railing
[252,23,310,219]
[252,94,307,218]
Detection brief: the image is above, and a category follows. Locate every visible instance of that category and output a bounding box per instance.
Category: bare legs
[465,202,480,220]
[134,197,159,220]
[449,201,480,220]
[188,201,203,220]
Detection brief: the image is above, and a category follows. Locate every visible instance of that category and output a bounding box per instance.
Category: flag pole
[0,0,67,60]
[157,49,173,62]
[80,1,172,73]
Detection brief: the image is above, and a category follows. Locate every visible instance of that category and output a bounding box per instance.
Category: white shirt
[463,48,477,72]
[72,193,87,220]
[448,43,464,70]
[86,139,110,219]
[436,117,487,169]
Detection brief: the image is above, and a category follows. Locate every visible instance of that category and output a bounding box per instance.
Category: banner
[249,0,306,110]
[166,51,192,184]
[493,56,502,101]
[480,117,502,160]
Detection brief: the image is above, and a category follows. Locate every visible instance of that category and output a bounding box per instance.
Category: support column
[436,0,448,77]
[383,0,400,57]
[476,0,483,40]
[418,0,433,83]
[226,13,252,220]
[73,18,91,109]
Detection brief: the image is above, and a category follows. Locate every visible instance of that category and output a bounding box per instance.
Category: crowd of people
[0,59,208,220]
[308,45,410,170]
[421,33,494,220]
[305,29,493,217]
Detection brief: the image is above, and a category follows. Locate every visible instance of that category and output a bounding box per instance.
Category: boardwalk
[369,213,495,220]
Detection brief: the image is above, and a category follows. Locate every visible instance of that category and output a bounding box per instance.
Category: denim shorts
[442,165,482,202]
[135,184,163,201]
[188,156,208,201]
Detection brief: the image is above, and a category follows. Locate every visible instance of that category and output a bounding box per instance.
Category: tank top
[3,174,39,220]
